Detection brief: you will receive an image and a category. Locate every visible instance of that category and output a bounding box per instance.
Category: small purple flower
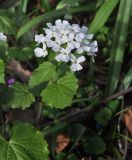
[7,78,15,86]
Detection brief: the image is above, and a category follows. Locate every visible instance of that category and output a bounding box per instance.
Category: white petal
[46,40,53,47]
[69,54,76,63]
[77,47,84,54]
[0,33,7,41]
[76,63,83,71]
[61,35,68,43]
[67,43,74,50]
[62,20,69,26]
[55,53,69,62]
[34,48,44,57]
[43,50,48,57]
[73,41,80,49]
[83,46,90,52]
[46,23,52,29]
[90,41,98,52]
[70,63,83,72]
[71,24,80,33]
[90,47,98,52]
[77,56,86,63]
[45,29,52,38]
[42,43,47,50]
[52,43,60,52]
[83,39,89,45]
[65,47,72,54]
[75,33,85,42]
[68,33,74,40]
[81,26,88,33]
[70,63,77,72]
[90,41,98,47]
[85,34,93,39]
[55,38,62,45]
[55,19,62,25]
[78,33,85,39]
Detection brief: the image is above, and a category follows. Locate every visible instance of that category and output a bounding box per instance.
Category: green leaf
[29,62,56,89]
[106,0,132,96]
[41,73,78,108]
[8,47,34,61]
[108,100,119,114]
[83,136,106,155]
[95,108,112,126]
[0,59,5,84]
[123,67,132,90]
[0,123,49,160]
[8,82,35,109]
[89,0,119,34]
[0,10,15,34]
[20,0,29,13]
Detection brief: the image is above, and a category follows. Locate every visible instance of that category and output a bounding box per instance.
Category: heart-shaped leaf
[0,123,49,160]
[41,73,78,108]
[29,62,56,89]
[8,82,35,109]
[83,136,106,155]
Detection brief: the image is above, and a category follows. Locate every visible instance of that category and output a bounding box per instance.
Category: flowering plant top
[34,19,98,72]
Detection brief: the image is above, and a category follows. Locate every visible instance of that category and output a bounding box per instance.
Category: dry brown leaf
[124,108,132,134]
[55,134,70,153]
[7,59,32,82]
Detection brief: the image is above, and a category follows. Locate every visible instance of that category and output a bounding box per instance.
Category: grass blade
[106,0,132,96]
[40,0,51,12]
[20,0,29,13]
[89,0,119,34]
[123,67,132,90]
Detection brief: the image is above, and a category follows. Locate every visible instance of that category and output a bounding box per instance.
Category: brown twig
[103,86,132,103]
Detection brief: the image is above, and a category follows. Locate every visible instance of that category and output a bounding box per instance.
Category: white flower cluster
[0,33,7,41]
[34,19,98,71]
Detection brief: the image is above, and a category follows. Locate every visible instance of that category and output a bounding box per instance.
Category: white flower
[0,33,7,41]
[80,26,88,33]
[70,54,86,72]
[75,33,85,42]
[51,41,60,52]
[35,34,45,44]
[88,41,98,55]
[34,43,48,57]
[34,19,98,71]
[77,40,90,54]
[66,33,80,50]
[61,35,69,44]
[55,53,70,62]
[55,47,72,62]
[45,29,54,39]
[71,24,80,33]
